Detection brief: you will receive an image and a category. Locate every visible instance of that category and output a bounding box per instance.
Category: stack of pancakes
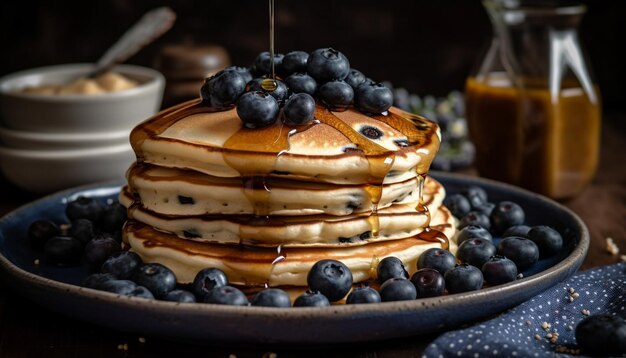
[121,99,457,290]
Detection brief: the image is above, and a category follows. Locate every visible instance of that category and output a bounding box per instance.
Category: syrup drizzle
[261,0,278,92]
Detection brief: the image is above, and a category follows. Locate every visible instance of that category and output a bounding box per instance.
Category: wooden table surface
[0,115,624,358]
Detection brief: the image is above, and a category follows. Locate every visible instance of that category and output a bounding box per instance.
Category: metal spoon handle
[90,7,176,77]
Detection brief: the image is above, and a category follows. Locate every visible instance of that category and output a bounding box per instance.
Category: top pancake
[130,99,440,184]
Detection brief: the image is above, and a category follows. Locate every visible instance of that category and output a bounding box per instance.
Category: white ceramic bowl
[0,126,129,150]
[0,143,134,193]
[0,63,164,133]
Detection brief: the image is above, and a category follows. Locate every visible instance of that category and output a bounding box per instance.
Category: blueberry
[497,236,539,271]
[431,155,452,171]
[527,226,563,258]
[226,66,253,84]
[162,289,197,303]
[306,48,350,83]
[100,279,137,295]
[317,80,354,111]
[131,263,177,298]
[293,290,331,307]
[253,51,284,76]
[458,211,491,231]
[203,285,249,306]
[346,286,381,304]
[456,225,493,246]
[481,255,518,286]
[575,315,626,356]
[463,186,488,208]
[502,225,531,238]
[283,93,316,125]
[444,264,484,294]
[490,201,525,235]
[246,77,290,105]
[66,196,104,223]
[281,51,309,76]
[377,256,409,284]
[344,69,367,89]
[456,238,496,268]
[68,219,94,245]
[443,194,471,219]
[417,248,457,276]
[27,219,60,251]
[83,233,121,270]
[44,236,83,266]
[101,251,143,279]
[379,278,417,302]
[307,259,353,302]
[236,91,279,128]
[410,268,445,298]
[251,288,291,307]
[200,69,247,108]
[285,73,317,96]
[473,202,495,217]
[100,202,127,233]
[128,286,155,299]
[360,125,384,139]
[354,82,393,114]
[192,268,229,300]
[82,273,116,289]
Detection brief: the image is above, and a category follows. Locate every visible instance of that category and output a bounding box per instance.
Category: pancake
[123,205,457,287]
[119,176,446,247]
[126,163,422,216]
[130,100,440,185]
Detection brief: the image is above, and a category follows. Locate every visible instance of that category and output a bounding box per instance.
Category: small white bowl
[0,143,134,193]
[0,126,129,150]
[0,63,164,133]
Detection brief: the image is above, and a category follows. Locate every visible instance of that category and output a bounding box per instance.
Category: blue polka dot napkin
[423,262,626,358]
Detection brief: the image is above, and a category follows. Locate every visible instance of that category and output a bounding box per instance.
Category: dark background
[1,0,624,115]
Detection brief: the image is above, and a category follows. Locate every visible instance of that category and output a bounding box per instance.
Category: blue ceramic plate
[0,172,588,344]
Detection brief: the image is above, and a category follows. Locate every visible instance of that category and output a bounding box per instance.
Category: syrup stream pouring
[88,7,176,78]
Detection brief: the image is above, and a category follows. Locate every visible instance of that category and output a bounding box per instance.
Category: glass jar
[465,0,601,199]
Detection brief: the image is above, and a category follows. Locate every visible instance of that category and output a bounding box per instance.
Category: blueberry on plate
[575,314,626,356]
[527,226,563,258]
[293,290,331,307]
[502,225,531,238]
[236,91,279,128]
[317,80,354,111]
[100,279,138,295]
[203,286,249,306]
[83,233,121,270]
[456,238,496,268]
[458,211,491,231]
[444,263,484,294]
[410,268,445,298]
[27,219,60,251]
[226,66,253,84]
[455,225,493,246]
[100,202,127,233]
[490,201,525,235]
[354,82,393,114]
[253,51,284,76]
[131,263,177,298]
[162,289,197,303]
[307,259,353,302]
[497,236,539,271]
[246,77,290,105]
[344,69,367,89]
[285,73,317,96]
[306,48,350,83]
[417,248,457,276]
[379,278,417,302]
[200,69,247,108]
[283,93,316,125]
[481,255,518,286]
[44,236,83,266]
[281,51,309,76]
[192,267,229,300]
[128,286,155,299]
[251,288,291,308]
[377,256,409,283]
[82,273,116,290]
[68,218,94,245]
[66,196,104,223]
[462,186,488,209]
[443,193,471,219]
[473,202,495,217]
[101,251,143,279]
[346,286,381,304]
